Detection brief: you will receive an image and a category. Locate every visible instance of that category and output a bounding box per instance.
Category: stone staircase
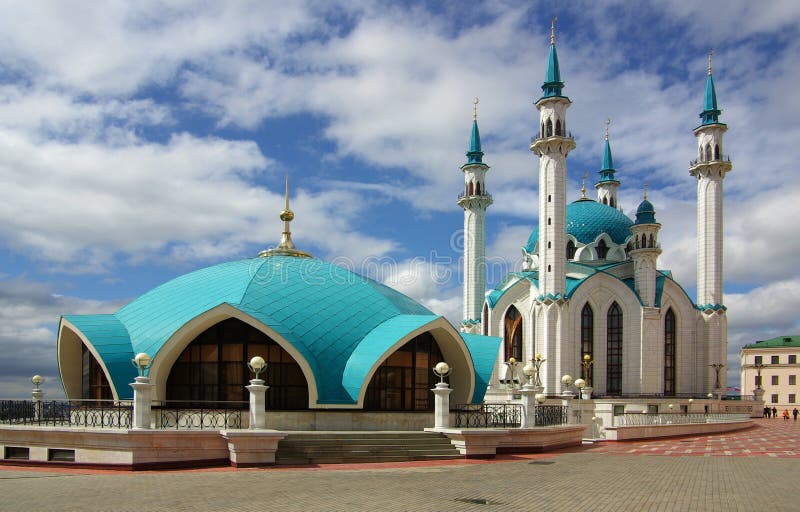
[274,431,461,465]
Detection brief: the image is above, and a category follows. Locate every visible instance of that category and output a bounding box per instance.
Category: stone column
[31,387,44,422]
[432,382,453,430]
[520,385,536,428]
[561,390,574,424]
[753,388,765,417]
[246,379,268,429]
[130,376,153,430]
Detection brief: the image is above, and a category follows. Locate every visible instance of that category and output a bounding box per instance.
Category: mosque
[55,25,731,415]
[459,25,731,400]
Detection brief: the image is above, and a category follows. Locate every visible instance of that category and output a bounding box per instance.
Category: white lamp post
[246,356,269,429]
[130,352,153,429]
[561,374,574,424]
[431,362,453,430]
[574,378,586,425]
[31,375,44,421]
[520,363,536,428]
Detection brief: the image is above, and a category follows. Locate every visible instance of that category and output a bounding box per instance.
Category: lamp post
[531,354,545,393]
[706,392,713,415]
[31,375,44,422]
[574,378,586,425]
[561,374,574,424]
[520,362,536,428]
[581,354,594,390]
[687,398,693,414]
[432,362,453,430]
[246,356,268,429]
[709,363,725,398]
[130,352,153,429]
[535,393,546,426]
[503,357,520,398]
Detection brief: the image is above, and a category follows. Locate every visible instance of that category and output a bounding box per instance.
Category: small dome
[635,199,657,224]
[525,199,633,253]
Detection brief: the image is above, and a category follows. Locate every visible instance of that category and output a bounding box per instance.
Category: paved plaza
[1,419,798,512]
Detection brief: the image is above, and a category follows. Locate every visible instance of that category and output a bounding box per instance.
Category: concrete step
[274,431,461,465]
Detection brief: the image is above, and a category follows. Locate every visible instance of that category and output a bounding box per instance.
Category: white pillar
[561,390,574,424]
[520,385,536,428]
[130,376,153,430]
[31,387,44,422]
[431,382,453,430]
[246,379,268,429]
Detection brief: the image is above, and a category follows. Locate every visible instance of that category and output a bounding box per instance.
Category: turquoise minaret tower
[458,98,492,333]
[595,119,620,208]
[529,18,576,393]
[689,50,732,393]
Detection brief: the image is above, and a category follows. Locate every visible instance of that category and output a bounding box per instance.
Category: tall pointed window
[566,240,576,259]
[664,308,676,396]
[555,119,562,136]
[504,305,523,361]
[606,302,623,394]
[714,144,720,160]
[596,239,608,259]
[482,303,489,336]
[545,119,553,137]
[581,304,594,386]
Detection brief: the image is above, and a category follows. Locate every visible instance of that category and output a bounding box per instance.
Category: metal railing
[613,413,750,427]
[454,403,522,428]
[530,132,574,144]
[0,400,132,428]
[689,155,731,167]
[153,401,245,430]
[457,191,493,201]
[534,405,569,426]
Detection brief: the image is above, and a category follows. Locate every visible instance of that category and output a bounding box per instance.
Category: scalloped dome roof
[525,198,634,253]
[635,199,657,224]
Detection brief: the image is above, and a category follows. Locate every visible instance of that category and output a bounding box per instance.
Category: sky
[1,0,799,398]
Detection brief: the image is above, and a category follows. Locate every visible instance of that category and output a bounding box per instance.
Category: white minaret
[629,188,662,307]
[595,119,621,208]
[689,50,732,391]
[530,20,576,393]
[458,98,492,333]
[530,20,575,298]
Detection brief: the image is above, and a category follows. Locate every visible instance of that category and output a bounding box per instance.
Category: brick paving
[0,419,798,511]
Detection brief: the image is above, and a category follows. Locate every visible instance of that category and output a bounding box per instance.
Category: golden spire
[708,48,714,76]
[473,97,479,121]
[257,174,312,259]
[643,182,649,200]
[581,171,588,199]
[604,117,611,141]
[551,16,557,45]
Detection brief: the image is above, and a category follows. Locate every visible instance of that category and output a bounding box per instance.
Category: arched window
[541,122,545,138]
[649,234,654,247]
[566,240,576,259]
[476,182,481,195]
[606,302,623,394]
[596,239,608,259]
[581,303,594,386]
[705,144,712,162]
[504,306,523,361]
[365,332,443,411]
[664,308,676,396]
[714,144,720,160]
[82,344,112,400]
[555,119,562,136]
[167,318,308,408]
[468,182,474,196]
[546,119,553,137]
[641,234,647,248]
[610,198,616,208]
[602,197,608,205]
[482,303,489,336]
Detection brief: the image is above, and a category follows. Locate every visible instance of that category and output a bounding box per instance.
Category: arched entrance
[364,332,443,411]
[504,305,522,361]
[166,318,308,409]
[81,344,112,400]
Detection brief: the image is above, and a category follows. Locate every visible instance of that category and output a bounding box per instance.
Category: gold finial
[708,48,714,76]
[257,174,312,259]
[643,182,649,200]
[551,16,557,45]
[604,117,611,141]
[473,97,479,121]
[581,171,588,199]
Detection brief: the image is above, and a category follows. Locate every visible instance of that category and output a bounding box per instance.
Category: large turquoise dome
[525,198,634,253]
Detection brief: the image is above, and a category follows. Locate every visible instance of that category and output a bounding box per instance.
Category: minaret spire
[595,118,620,208]
[700,48,721,125]
[257,175,312,258]
[541,16,565,99]
[458,98,492,333]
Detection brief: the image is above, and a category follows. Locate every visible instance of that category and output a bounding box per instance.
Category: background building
[740,335,800,409]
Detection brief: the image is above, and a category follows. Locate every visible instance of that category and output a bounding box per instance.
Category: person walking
[792,408,798,421]
[764,406,771,418]
[773,406,778,418]
[783,409,790,421]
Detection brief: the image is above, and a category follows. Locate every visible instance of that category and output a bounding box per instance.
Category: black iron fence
[153,401,245,430]
[534,405,568,426]
[0,400,132,428]
[454,403,522,428]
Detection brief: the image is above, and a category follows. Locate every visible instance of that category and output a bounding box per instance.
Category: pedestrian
[764,406,770,418]
[793,408,798,421]
[783,409,790,421]
[773,406,778,418]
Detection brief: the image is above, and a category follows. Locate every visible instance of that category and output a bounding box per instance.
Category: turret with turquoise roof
[595,119,620,208]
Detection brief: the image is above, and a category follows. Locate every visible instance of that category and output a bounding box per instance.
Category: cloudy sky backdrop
[1,0,798,397]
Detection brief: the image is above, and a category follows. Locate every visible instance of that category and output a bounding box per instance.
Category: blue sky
[1,0,799,397]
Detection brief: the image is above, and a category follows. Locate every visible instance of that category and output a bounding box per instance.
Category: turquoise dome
[61,256,499,404]
[635,199,657,224]
[525,199,634,253]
